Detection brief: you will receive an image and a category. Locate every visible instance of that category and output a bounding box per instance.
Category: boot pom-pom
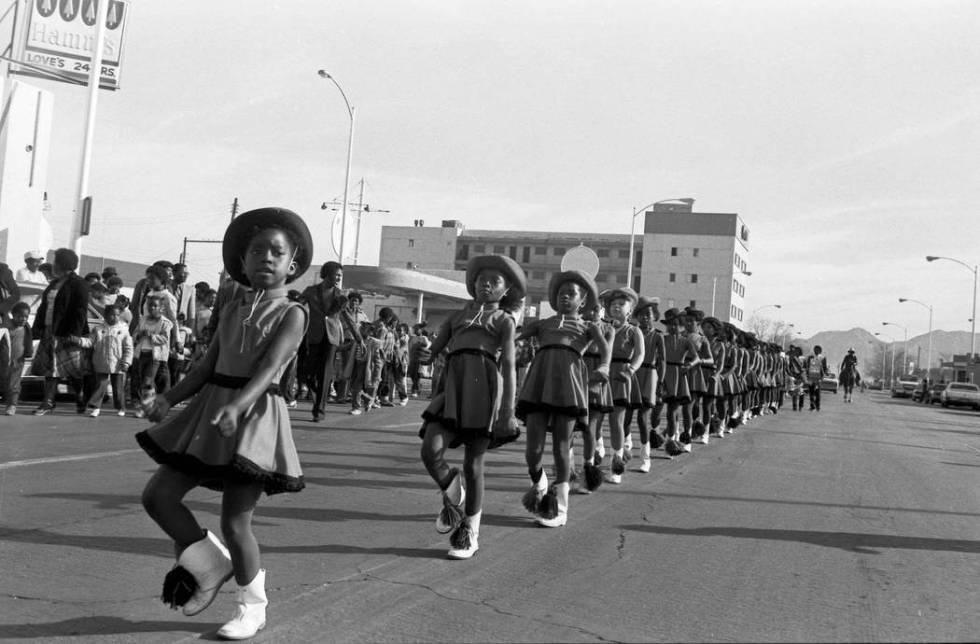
[611,456,625,475]
[521,487,541,514]
[449,523,472,550]
[650,432,665,449]
[161,565,197,609]
[584,463,604,491]
[537,487,558,519]
[665,440,684,457]
[709,417,721,433]
[691,420,705,437]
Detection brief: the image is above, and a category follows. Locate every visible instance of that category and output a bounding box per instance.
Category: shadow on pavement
[0,617,201,639]
[621,524,980,554]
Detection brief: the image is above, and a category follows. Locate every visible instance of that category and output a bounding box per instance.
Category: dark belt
[666,361,684,366]
[583,352,601,359]
[208,372,282,396]
[640,362,655,369]
[447,347,499,364]
[611,357,631,364]
[702,365,716,371]
[539,344,584,358]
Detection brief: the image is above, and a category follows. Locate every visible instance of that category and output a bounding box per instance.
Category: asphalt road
[1,391,979,643]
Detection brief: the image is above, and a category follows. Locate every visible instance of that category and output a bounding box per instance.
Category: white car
[891,376,920,398]
[940,382,980,410]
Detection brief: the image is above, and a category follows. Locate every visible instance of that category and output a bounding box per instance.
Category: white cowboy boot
[521,470,549,515]
[639,443,651,473]
[536,483,569,528]
[216,569,268,640]
[447,512,480,559]
[174,530,233,616]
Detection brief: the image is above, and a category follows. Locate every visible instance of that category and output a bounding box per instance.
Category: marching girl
[743,334,762,421]
[581,300,615,488]
[633,297,665,472]
[516,270,610,526]
[419,254,524,559]
[137,208,312,640]
[603,287,644,483]
[660,308,701,455]
[682,308,713,444]
[700,317,727,439]
[717,323,740,433]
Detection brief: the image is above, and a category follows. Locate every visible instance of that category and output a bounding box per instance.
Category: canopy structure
[343,266,468,323]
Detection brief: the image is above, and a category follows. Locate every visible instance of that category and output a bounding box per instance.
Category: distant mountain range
[799,328,977,371]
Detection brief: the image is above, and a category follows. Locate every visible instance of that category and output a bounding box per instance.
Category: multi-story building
[380,204,750,325]
[637,201,750,326]
[379,220,641,312]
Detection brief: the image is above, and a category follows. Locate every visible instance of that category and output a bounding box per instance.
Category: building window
[690,274,698,284]
[522,247,530,263]
[408,239,415,247]
[493,244,505,254]
[632,275,641,291]
[671,247,678,257]
[619,249,630,259]
[692,248,699,257]
[597,248,609,258]
[406,262,414,269]
[734,253,740,268]
[732,278,738,293]
[553,247,566,255]
[456,244,469,261]
[669,273,676,283]
[731,304,737,318]
[474,244,485,253]
[634,250,642,266]
[534,246,547,255]
[531,270,545,280]
[738,308,743,321]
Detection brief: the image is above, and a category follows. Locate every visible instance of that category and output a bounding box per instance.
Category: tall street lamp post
[627,198,694,289]
[898,298,933,377]
[318,70,355,264]
[882,322,908,375]
[926,255,977,366]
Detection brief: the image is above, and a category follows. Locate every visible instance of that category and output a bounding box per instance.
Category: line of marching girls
[128,219,803,638]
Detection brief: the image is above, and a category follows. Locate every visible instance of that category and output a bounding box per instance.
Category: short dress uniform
[421,305,510,447]
[585,320,614,414]
[610,322,643,409]
[635,327,663,409]
[136,288,307,494]
[516,315,593,431]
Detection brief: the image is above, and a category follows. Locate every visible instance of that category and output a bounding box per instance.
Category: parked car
[867,379,884,391]
[939,382,980,410]
[820,372,839,393]
[927,383,947,404]
[891,375,920,398]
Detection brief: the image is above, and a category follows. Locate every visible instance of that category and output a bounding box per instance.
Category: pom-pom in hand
[144,394,170,422]
[211,405,242,437]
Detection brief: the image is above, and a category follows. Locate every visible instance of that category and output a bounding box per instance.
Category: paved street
[1,392,979,643]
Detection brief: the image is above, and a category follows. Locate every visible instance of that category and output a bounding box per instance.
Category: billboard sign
[13,0,129,90]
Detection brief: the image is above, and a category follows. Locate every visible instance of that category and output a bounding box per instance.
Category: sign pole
[71,0,110,259]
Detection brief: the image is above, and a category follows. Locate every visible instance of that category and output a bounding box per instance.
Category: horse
[839,363,859,402]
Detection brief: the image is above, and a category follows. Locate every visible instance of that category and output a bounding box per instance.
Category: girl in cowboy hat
[419,254,525,559]
[682,307,714,445]
[700,317,727,439]
[632,296,665,472]
[602,287,644,483]
[581,298,615,489]
[661,308,701,455]
[516,270,610,526]
[137,207,312,640]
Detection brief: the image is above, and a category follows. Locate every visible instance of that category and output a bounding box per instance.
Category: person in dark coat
[300,261,345,422]
[31,248,91,415]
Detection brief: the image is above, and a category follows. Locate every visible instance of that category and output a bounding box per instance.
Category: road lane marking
[0,449,141,470]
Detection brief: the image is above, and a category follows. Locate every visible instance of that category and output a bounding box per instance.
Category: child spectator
[104,275,124,306]
[133,294,174,417]
[173,312,195,384]
[80,303,133,417]
[1,301,33,415]
[349,321,384,415]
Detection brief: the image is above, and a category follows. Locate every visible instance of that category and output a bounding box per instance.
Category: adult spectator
[300,261,345,422]
[129,260,175,330]
[0,260,21,324]
[83,272,102,286]
[101,266,118,283]
[804,344,829,412]
[31,248,90,416]
[16,250,48,284]
[37,263,54,282]
[170,262,196,328]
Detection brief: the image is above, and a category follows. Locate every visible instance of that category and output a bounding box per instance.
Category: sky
[25,0,980,339]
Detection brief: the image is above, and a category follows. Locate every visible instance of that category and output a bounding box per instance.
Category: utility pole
[323,179,389,265]
[231,197,239,221]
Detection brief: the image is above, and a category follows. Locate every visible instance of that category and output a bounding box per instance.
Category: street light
[875,332,896,385]
[318,69,355,264]
[627,198,694,288]
[926,255,977,363]
[898,298,933,378]
[752,304,781,315]
[882,322,908,375]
